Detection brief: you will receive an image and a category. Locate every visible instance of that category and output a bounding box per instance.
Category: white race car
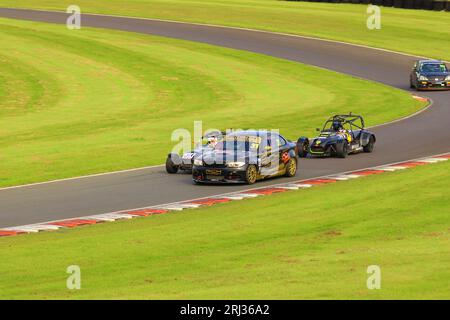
[165,132,223,174]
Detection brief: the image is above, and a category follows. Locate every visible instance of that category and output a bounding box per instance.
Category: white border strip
[0,163,164,191]
[2,151,448,232]
[0,94,432,193]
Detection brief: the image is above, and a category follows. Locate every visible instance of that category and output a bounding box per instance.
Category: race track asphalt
[0,8,449,228]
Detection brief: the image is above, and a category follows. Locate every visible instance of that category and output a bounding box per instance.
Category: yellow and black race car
[192,130,298,184]
[297,114,376,158]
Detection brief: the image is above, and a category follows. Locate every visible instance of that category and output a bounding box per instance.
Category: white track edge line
[2,8,449,63]
[2,151,448,231]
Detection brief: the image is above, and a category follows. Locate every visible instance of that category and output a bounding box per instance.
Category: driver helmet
[207,136,218,148]
[332,120,343,131]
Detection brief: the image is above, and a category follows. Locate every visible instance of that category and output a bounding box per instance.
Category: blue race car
[297,114,376,158]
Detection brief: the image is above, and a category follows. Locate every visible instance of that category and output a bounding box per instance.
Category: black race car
[165,131,223,174]
[192,130,298,184]
[297,114,376,158]
[410,60,450,91]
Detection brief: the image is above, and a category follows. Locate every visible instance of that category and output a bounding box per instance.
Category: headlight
[418,75,428,81]
[226,162,246,168]
[193,159,203,166]
[445,75,450,81]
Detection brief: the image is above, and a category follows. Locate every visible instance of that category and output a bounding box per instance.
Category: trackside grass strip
[0,159,449,299]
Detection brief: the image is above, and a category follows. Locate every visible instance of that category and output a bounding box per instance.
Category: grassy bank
[1,159,449,299]
[0,18,422,187]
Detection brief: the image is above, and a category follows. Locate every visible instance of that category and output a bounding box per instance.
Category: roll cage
[321,114,365,133]
[318,114,366,144]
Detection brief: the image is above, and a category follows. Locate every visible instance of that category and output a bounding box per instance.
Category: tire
[165,155,179,174]
[297,138,309,158]
[285,158,297,177]
[336,141,349,158]
[410,79,414,89]
[245,165,258,185]
[363,135,375,153]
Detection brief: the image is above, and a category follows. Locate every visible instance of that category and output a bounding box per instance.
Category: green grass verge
[3,1,450,61]
[1,160,449,299]
[0,18,424,187]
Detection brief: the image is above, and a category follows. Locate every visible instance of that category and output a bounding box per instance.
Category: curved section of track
[0,8,449,228]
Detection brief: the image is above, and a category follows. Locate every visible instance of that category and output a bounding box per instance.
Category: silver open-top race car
[165,131,223,174]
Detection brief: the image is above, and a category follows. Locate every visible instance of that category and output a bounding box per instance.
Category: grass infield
[0,18,424,187]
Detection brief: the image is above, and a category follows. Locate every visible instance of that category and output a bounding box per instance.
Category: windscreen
[215,135,262,152]
[421,63,448,73]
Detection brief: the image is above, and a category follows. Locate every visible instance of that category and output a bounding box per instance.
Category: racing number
[250,142,259,150]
